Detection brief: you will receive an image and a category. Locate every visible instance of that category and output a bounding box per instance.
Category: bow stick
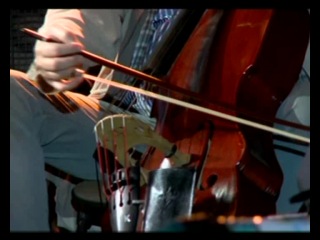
[21,28,310,144]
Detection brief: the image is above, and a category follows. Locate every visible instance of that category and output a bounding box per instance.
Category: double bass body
[143,9,310,217]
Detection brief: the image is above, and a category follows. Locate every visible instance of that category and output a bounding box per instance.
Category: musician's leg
[274,69,310,214]
[10,69,105,231]
[297,146,310,212]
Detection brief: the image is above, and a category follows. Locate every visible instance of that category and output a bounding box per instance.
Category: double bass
[91,9,310,230]
[22,9,310,231]
[140,9,310,217]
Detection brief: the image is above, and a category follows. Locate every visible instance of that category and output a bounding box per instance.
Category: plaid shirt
[122,9,180,117]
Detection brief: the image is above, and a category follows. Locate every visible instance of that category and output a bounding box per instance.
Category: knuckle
[50,60,60,70]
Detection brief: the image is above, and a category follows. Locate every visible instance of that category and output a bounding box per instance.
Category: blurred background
[10,9,47,72]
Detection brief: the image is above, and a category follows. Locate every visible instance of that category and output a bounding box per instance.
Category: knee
[10,69,40,116]
[10,69,27,80]
[10,69,29,89]
[10,69,39,97]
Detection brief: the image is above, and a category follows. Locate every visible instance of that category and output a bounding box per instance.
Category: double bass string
[21,28,310,133]
[84,73,310,144]
[21,28,310,144]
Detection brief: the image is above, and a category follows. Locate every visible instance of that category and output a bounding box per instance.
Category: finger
[35,54,84,73]
[35,66,82,82]
[38,23,84,44]
[49,76,83,92]
[42,69,85,93]
[34,40,84,58]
